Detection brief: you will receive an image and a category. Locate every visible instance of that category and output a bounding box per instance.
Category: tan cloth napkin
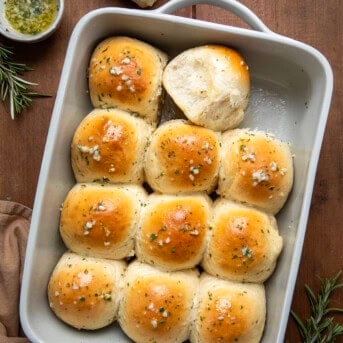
[0,201,31,343]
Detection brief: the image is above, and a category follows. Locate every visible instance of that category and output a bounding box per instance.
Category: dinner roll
[132,0,157,7]
[218,129,294,214]
[60,183,147,259]
[136,193,212,270]
[89,36,167,125]
[119,261,198,343]
[71,108,152,184]
[48,252,125,330]
[163,45,249,131]
[190,274,266,343]
[202,199,283,283]
[145,120,220,193]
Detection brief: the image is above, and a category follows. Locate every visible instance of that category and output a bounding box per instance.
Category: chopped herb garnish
[150,233,158,241]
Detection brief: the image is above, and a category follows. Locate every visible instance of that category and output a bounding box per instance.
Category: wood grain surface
[0,1,342,342]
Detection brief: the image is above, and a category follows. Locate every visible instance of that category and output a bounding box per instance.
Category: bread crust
[89,36,167,125]
[163,45,250,131]
[202,199,283,283]
[136,193,212,270]
[118,261,199,343]
[218,129,294,214]
[145,119,221,193]
[48,252,126,330]
[190,274,266,343]
[60,183,147,259]
[71,108,153,184]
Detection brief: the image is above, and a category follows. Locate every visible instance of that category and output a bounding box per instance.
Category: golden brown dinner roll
[163,45,250,131]
[145,119,220,193]
[136,193,212,271]
[118,261,198,343]
[89,36,167,125]
[48,252,125,330]
[202,199,283,283]
[71,108,153,184]
[218,129,294,214]
[60,183,147,259]
[132,0,157,7]
[190,274,266,343]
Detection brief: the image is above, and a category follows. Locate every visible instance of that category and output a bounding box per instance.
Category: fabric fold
[0,201,31,343]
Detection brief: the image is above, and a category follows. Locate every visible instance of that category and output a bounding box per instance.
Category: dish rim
[19,5,333,343]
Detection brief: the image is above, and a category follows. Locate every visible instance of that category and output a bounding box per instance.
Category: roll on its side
[118,261,199,343]
[136,193,212,271]
[190,274,266,343]
[218,129,294,214]
[47,252,126,330]
[145,119,220,193]
[71,108,153,184]
[60,183,147,259]
[202,199,283,283]
[89,36,168,125]
[163,45,250,131]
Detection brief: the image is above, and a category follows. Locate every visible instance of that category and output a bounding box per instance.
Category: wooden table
[0,1,341,341]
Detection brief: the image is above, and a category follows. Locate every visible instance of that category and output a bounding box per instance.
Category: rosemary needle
[0,44,45,119]
[291,271,343,343]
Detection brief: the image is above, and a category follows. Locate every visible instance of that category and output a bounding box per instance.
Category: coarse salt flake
[173,210,186,222]
[252,170,270,186]
[109,66,123,75]
[98,204,106,211]
[216,298,231,313]
[151,319,158,328]
[280,168,287,175]
[270,161,278,171]
[121,57,131,64]
[204,156,212,164]
[77,272,93,287]
[190,166,200,175]
[242,152,256,162]
[85,220,96,229]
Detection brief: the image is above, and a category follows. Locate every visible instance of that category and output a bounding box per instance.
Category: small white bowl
[0,0,64,43]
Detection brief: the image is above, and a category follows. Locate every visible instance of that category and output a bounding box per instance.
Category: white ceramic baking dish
[20,0,333,342]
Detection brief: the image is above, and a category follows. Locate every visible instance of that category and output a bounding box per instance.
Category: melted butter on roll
[145,119,220,193]
[136,193,212,270]
[218,129,294,214]
[202,199,282,283]
[48,252,125,330]
[119,261,198,343]
[60,183,147,259]
[71,108,153,184]
[190,274,266,343]
[89,36,167,125]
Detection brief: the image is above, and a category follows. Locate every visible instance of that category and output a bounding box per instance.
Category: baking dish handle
[154,0,273,34]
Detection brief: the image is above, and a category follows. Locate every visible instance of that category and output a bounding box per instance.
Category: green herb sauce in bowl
[0,0,64,42]
[4,0,58,35]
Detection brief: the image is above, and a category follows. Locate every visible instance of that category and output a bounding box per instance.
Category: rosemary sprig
[0,44,43,119]
[291,271,343,343]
